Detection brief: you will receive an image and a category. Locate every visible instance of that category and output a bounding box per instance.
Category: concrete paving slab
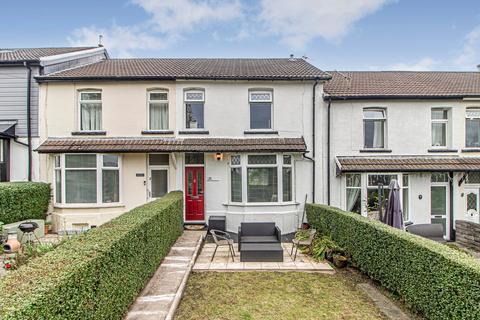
[124,231,204,320]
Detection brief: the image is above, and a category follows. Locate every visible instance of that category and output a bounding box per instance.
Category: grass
[175,271,389,320]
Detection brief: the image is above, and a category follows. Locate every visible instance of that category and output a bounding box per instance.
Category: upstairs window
[249,91,272,129]
[185,90,205,129]
[363,109,385,149]
[466,108,480,148]
[148,91,169,130]
[79,91,102,131]
[431,108,449,147]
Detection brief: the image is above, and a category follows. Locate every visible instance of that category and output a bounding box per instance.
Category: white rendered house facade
[322,71,480,240]
[36,58,330,234]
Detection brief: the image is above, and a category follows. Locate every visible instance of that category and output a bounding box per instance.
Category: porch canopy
[36,137,307,153]
[0,121,17,139]
[336,156,480,175]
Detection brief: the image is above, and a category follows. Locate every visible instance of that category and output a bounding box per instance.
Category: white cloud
[258,0,391,50]
[131,0,243,35]
[68,0,243,57]
[68,25,170,58]
[454,25,480,69]
[386,57,439,71]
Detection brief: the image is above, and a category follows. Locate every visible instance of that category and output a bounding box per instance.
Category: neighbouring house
[0,47,108,181]
[35,58,331,233]
[323,71,480,240]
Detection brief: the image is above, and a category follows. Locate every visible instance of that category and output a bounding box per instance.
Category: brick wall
[455,220,480,252]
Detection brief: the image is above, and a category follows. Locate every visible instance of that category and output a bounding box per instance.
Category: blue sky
[2,0,480,71]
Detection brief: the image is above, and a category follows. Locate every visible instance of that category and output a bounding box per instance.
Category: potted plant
[44,221,52,234]
[332,253,348,268]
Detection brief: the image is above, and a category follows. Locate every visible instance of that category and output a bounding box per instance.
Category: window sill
[54,203,125,209]
[141,130,174,135]
[359,149,392,153]
[178,130,209,135]
[244,130,278,135]
[428,148,458,153]
[223,202,300,207]
[71,131,107,136]
[462,148,480,152]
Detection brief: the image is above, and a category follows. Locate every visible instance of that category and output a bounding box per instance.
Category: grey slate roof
[36,137,307,153]
[35,58,331,81]
[336,156,480,173]
[0,47,97,63]
[324,71,480,99]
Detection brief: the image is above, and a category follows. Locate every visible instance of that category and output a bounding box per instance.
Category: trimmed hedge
[0,182,51,224]
[0,191,183,320]
[307,204,480,320]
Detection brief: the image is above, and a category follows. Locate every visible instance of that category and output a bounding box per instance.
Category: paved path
[194,242,334,272]
[125,231,204,320]
[357,283,411,320]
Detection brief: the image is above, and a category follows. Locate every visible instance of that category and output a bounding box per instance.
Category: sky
[1,0,480,71]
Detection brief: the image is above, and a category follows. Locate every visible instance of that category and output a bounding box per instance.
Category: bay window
[466,108,480,148]
[431,108,449,147]
[229,154,293,203]
[185,90,205,129]
[363,109,386,149]
[249,91,272,129]
[79,91,102,131]
[54,154,121,205]
[148,91,169,130]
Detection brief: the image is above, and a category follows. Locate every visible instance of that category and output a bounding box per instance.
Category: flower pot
[333,255,348,268]
[44,225,49,234]
[301,223,310,230]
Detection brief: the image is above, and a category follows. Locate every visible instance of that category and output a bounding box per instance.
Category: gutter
[24,62,32,181]
[311,80,319,203]
[327,96,332,205]
[35,75,333,82]
[326,94,475,101]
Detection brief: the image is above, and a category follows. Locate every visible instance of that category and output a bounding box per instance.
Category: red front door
[185,167,205,221]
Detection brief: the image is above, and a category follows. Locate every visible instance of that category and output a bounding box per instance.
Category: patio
[193,242,334,272]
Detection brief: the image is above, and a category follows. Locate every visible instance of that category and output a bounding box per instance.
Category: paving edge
[357,283,411,320]
[165,233,204,320]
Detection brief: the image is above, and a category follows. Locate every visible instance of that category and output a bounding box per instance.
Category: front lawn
[175,271,388,320]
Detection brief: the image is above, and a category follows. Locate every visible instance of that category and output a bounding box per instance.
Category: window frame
[184,89,205,130]
[465,107,480,148]
[249,90,273,130]
[228,153,294,205]
[147,89,169,131]
[78,90,103,132]
[363,108,387,149]
[431,108,449,148]
[53,153,122,207]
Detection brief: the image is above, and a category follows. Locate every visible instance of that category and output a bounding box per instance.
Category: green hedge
[307,204,480,320]
[0,182,51,224]
[0,191,184,320]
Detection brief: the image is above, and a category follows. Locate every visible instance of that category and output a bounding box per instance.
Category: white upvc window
[79,91,102,131]
[466,108,480,148]
[249,90,273,129]
[402,174,409,222]
[345,173,361,214]
[148,90,169,130]
[229,154,293,204]
[431,108,449,147]
[185,90,205,129]
[54,154,121,205]
[363,108,386,149]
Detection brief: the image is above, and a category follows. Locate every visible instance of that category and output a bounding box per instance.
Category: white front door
[464,188,480,223]
[430,184,449,239]
[148,168,169,200]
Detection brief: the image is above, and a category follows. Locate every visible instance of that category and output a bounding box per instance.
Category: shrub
[306,204,480,320]
[0,182,51,224]
[0,191,183,319]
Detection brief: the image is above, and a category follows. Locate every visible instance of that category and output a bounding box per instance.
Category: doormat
[184,224,205,231]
